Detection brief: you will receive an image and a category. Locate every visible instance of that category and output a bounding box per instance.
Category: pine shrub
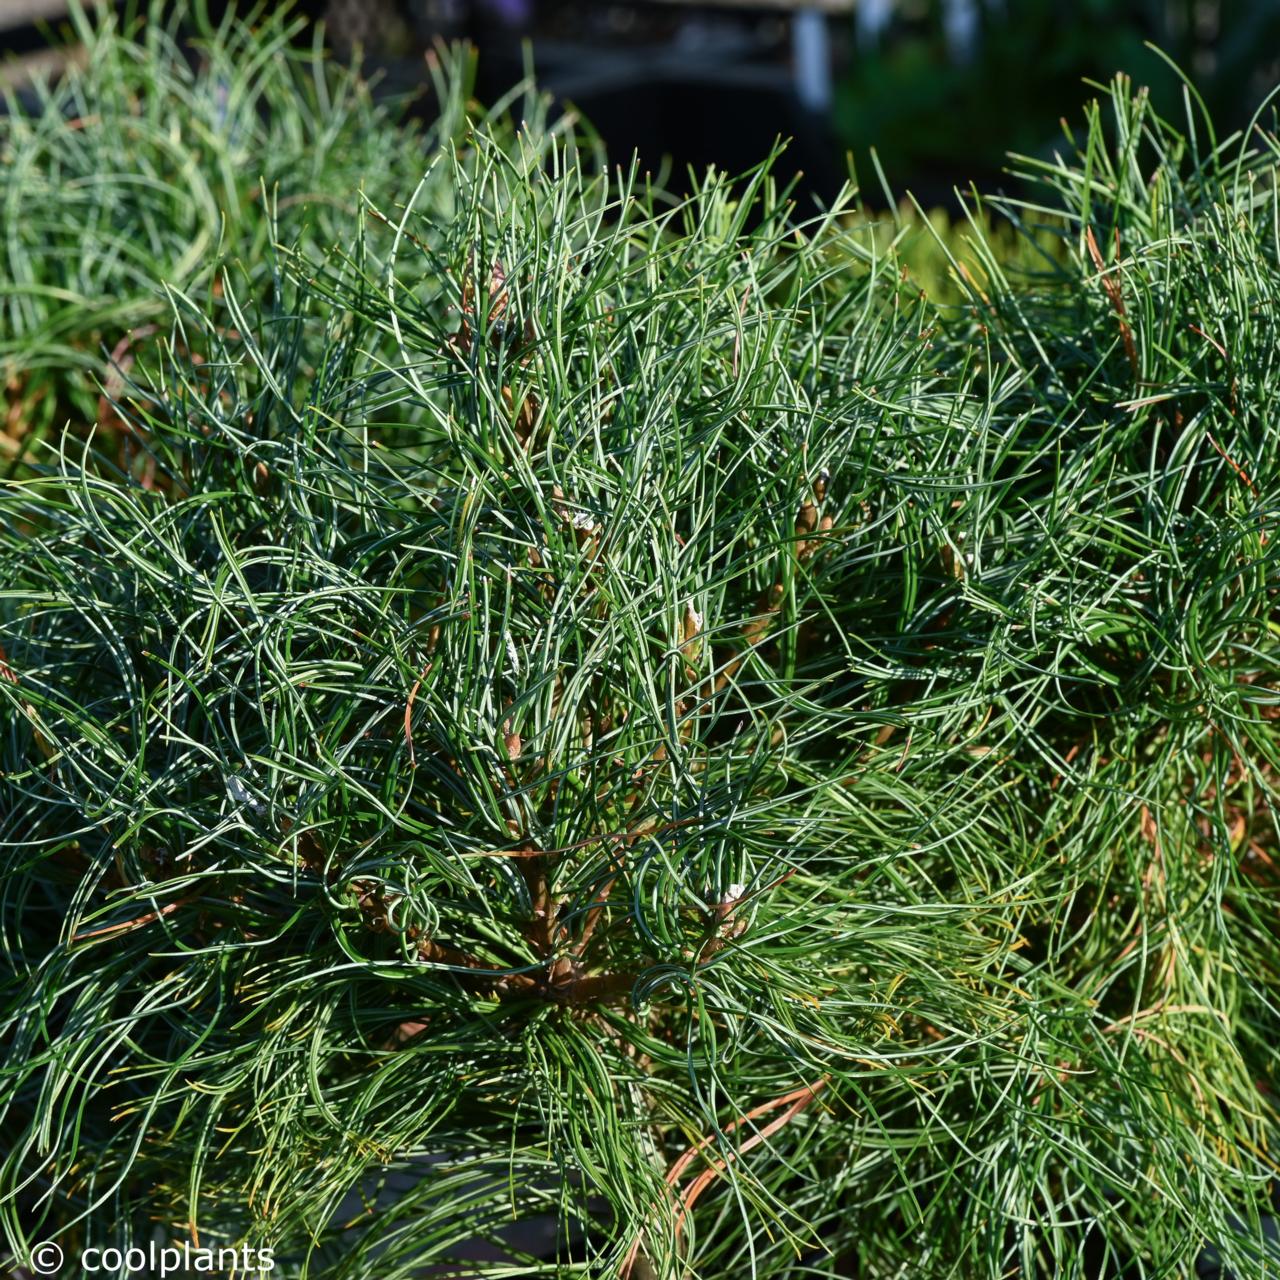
[0,1,560,467]
[2,13,1279,1279]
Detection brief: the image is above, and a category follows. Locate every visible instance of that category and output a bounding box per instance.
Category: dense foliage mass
[2,8,1279,1278]
[0,1,563,467]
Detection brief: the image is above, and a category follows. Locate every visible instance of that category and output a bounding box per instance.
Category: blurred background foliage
[285,0,1280,210]
[832,0,1280,202]
[4,0,1279,213]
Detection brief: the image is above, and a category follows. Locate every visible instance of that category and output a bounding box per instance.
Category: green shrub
[2,18,1280,1280]
[0,1,563,470]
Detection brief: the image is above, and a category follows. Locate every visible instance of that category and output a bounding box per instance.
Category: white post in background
[943,0,980,64]
[857,0,895,50]
[793,7,832,113]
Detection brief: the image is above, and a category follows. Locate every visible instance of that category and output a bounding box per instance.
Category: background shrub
[0,1,570,472]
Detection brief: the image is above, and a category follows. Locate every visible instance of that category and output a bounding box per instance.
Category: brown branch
[404,661,431,767]
[571,841,628,960]
[621,1078,830,1277]
[354,869,645,1014]
[1205,432,1257,497]
[72,891,202,942]
[696,868,796,964]
[1085,226,1137,375]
